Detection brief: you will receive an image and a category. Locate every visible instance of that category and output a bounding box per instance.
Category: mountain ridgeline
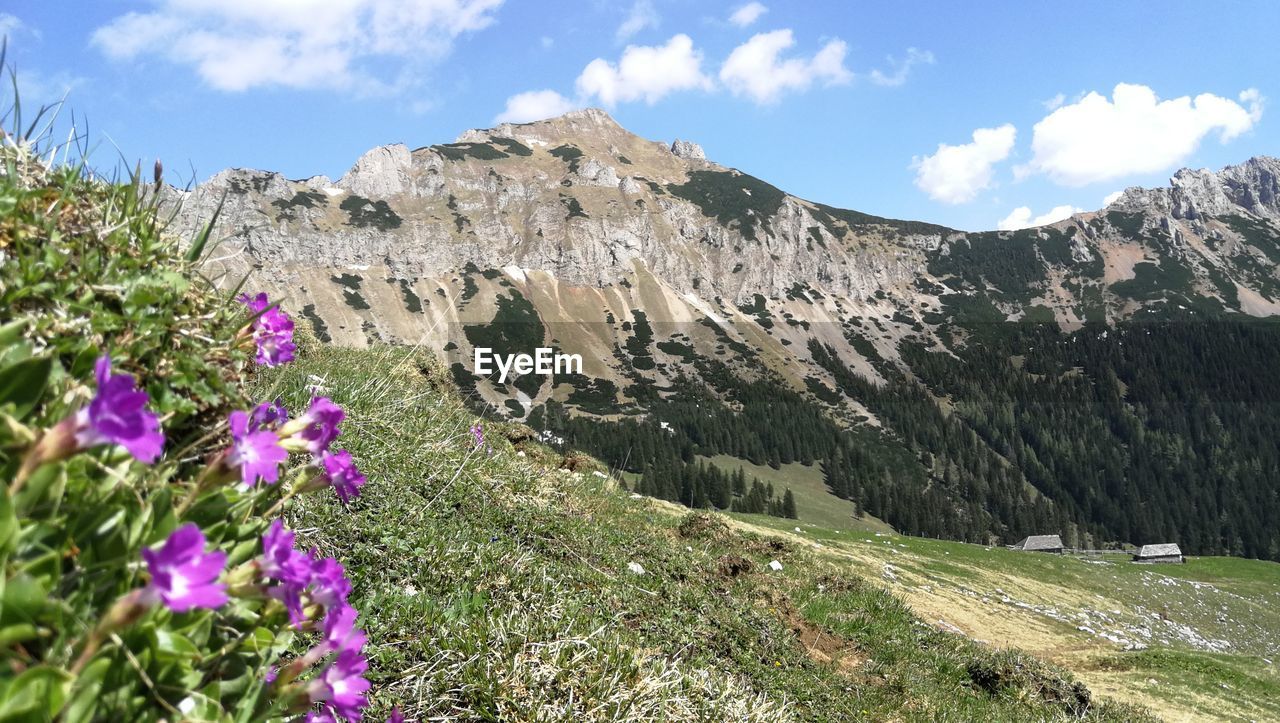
[171,110,1280,561]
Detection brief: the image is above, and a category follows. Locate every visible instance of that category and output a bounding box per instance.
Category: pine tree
[782,489,798,519]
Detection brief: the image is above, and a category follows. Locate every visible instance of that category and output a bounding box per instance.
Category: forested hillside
[529,316,1280,560]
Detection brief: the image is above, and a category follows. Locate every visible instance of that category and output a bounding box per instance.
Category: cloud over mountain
[719,29,851,104]
[913,124,1017,204]
[1019,83,1264,186]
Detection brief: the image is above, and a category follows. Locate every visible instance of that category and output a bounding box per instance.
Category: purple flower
[238,292,271,314]
[260,522,354,626]
[308,651,370,722]
[74,355,164,464]
[386,709,404,723]
[470,423,483,448]
[295,397,344,456]
[228,410,289,487]
[253,307,297,367]
[261,520,311,583]
[323,603,367,655]
[321,449,366,505]
[265,666,278,684]
[305,712,338,723]
[307,555,352,610]
[250,398,289,431]
[261,520,314,625]
[239,292,296,367]
[141,524,227,612]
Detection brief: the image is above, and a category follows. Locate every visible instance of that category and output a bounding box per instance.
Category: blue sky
[5,1,1277,231]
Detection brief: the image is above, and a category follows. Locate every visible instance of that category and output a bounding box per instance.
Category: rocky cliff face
[1112,157,1280,221]
[172,108,943,307]
[168,110,1280,417]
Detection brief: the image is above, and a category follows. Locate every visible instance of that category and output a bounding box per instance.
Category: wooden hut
[1010,535,1064,553]
[1133,543,1184,564]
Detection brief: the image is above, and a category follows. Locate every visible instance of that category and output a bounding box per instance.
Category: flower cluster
[27,293,385,722]
[240,292,297,367]
[220,377,365,506]
[260,520,371,720]
[274,396,367,505]
[261,520,353,625]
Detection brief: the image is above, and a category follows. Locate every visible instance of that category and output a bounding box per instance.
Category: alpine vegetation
[0,103,390,721]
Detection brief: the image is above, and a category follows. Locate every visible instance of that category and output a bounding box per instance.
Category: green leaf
[0,491,15,556]
[60,658,110,723]
[185,191,226,263]
[12,463,63,517]
[0,319,28,349]
[0,356,52,419]
[0,624,37,648]
[151,627,201,662]
[172,690,228,722]
[0,573,50,629]
[0,665,73,722]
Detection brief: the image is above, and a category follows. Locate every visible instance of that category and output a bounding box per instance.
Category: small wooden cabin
[1133,543,1184,564]
[1011,535,1064,553]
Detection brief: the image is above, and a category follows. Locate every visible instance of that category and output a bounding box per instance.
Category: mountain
[170,110,1280,561]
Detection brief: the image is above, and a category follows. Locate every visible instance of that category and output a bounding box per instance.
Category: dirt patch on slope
[760,590,866,675]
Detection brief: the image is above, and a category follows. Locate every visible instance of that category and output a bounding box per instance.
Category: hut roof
[1014,535,1063,551]
[1136,543,1182,558]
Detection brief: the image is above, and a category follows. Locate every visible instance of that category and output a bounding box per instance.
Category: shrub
[548,144,584,173]
[339,195,401,231]
[432,142,509,162]
[666,170,786,242]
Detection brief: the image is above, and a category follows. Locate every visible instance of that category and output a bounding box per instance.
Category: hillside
[262,342,1166,721]
[264,342,1279,722]
[170,110,1280,564]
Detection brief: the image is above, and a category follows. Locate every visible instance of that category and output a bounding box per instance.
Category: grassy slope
[736,513,1280,722]
[255,345,1151,722]
[699,454,894,534]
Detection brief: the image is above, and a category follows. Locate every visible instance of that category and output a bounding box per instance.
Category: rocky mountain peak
[455,108,624,144]
[1113,156,1280,222]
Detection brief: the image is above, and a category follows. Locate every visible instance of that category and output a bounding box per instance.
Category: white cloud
[728,2,768,27]
[1020,83,1265,186]
[576,34,712,106]
[540,35,554,49]
[1042,92,1065,111]
[90,0,504,92]
[719,29,851,104]
[0,12,26,38]
[616,0,659,42]
[868,47,934,87]
[1102,190,1123,207]
[913,124,1017,204]
[494,89,578,124]
[997,204,1081,231]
